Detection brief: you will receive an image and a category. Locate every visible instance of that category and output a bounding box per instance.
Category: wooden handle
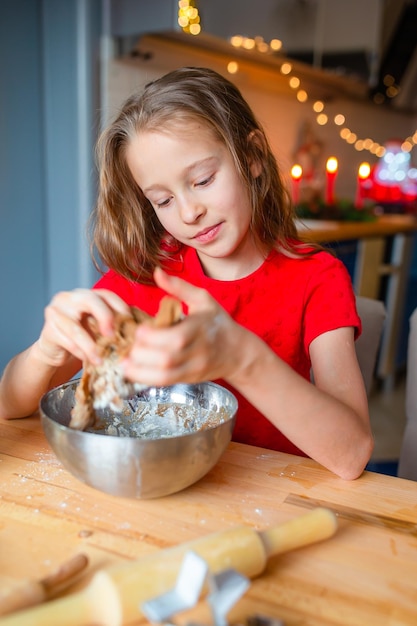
[0,509,337,626]
[0,554,88,617]
[41,553,89,595]
[259,507,338,558]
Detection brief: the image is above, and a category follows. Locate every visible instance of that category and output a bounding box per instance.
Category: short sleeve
[303,252,361,354]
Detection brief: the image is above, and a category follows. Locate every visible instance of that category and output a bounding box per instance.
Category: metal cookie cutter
[141,550,250,626]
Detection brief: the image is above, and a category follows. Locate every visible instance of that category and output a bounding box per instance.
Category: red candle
[325,157,338,205]
[355,162,371,208]
[290,164,303,204]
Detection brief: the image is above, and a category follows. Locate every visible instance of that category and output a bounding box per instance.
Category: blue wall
[0,0,101,372]
[0,0,46,370]
[0,0,176,373]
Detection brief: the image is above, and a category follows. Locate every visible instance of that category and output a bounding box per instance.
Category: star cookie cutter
[141,550,250,626]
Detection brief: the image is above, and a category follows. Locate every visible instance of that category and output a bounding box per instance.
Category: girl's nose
[179,196,205,224]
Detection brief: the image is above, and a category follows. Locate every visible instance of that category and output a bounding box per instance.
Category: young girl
[0,67,373,479]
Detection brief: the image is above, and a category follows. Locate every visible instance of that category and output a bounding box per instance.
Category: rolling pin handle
[259,507,338,558]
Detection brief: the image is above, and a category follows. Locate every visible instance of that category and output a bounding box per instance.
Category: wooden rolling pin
[0,507,337,626]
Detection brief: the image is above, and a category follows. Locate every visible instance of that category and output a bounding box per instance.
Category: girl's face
[125,122,264,280]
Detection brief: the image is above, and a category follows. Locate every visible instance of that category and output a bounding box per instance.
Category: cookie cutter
[141,550,250,626]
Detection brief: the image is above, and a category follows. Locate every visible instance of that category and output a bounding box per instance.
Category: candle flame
[358,162,371,179]
[291,164,303,180]
[326,157,338,174]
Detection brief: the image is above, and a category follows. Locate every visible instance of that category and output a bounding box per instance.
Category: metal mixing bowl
[40,379,238,499]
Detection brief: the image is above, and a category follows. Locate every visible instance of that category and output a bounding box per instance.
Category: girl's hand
[36,288,132,367]
[122,268,245,386]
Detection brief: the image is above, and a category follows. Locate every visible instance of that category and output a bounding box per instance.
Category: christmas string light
[226,34,417,158]
[176,10,416,159]
[178,0,201,36]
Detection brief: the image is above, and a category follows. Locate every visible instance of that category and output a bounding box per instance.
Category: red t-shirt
[94,246,361,455]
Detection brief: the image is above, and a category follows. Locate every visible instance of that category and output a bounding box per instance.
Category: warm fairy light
[296,89,308,102]
[227,29,417,156]
[227,61,238,74]
[280,62,292,75]
[230,35,243,47]
[229,34,277,54]
[358,162,371,179]
[189,23,201,35]
[291,164,303,180]
[178,0,201,34]
[270,38,283,51]
[334,114,345,126]
[243,38,255,49]
[387,85,399,98]
[257,41,269,53]
[337,123,392,157]
[373,93,385,105]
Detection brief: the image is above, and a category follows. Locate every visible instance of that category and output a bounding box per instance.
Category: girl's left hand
[121,267,246,386]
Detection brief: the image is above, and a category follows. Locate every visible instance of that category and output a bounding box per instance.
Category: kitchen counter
[0,415,416,625]
[296,213,417,243]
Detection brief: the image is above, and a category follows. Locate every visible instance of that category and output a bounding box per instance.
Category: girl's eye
[155,197,172,208]
[196,174,214,187]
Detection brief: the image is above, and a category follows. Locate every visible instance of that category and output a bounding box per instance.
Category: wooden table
[296,214,417,244]
[297,214,417,389]
[1,416,417,625]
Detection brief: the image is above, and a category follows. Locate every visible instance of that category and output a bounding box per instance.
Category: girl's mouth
[193,223,222,243]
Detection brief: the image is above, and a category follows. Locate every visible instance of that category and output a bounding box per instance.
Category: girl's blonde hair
[92,66,300,283]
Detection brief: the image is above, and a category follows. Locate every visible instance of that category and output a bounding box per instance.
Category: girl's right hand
[36,288,132,367]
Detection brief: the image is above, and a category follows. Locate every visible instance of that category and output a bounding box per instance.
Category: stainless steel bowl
[40,379,237,499]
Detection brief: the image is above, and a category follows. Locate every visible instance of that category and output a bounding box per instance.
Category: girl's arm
[0,288,132,420]
[123,269,373,480]
[0,345,82,419]
[225,324,373,480]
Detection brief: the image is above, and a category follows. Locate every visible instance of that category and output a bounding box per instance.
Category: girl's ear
[247,129,266,178]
